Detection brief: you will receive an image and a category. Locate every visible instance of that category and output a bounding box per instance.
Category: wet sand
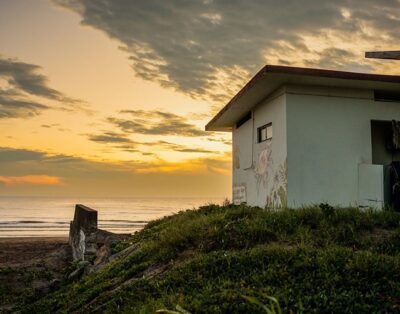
[0,237,69,266]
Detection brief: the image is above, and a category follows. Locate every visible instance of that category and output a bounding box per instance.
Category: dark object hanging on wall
[392,120,400,151]
[389,161,400,211]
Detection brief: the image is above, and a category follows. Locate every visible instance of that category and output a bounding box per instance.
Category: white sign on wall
[233,184,247,205]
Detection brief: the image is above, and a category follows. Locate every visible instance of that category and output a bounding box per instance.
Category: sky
[0,0,399,198]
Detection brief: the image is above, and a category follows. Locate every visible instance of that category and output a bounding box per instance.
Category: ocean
[0,196,225,237]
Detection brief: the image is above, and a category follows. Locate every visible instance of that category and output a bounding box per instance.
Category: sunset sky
[0,0,399,197]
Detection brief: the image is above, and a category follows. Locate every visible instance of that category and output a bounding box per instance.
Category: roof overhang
[206,65,400,132]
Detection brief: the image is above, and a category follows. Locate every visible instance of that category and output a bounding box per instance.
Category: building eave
[205,65,400,132]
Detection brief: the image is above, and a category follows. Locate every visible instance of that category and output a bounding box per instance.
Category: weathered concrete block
[71,204,97,233]
[68,204,130,270]
[69,204,98,261]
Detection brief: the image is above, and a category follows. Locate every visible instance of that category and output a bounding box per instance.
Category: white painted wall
[232,90,287,207]
[286,86,400,207]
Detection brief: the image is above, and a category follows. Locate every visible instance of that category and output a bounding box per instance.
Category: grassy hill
[20,204,400,313]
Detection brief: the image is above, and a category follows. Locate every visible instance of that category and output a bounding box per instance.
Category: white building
[206,65,400,209]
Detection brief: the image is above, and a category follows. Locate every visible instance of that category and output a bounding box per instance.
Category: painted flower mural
[253,140,287,208]
[254,142,272,191]
[267,159,288,208]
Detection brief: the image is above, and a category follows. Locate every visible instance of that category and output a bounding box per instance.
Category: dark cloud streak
[109,110,208,137]
[0,92,48,119]
[0,147,45,162]
[88,132,136,144]
[0,58,77,103]
[53,0,400,102]
[87,131,216,154]
[0,56,89,119]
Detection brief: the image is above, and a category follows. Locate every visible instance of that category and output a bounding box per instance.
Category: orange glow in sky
[0,175,61,186]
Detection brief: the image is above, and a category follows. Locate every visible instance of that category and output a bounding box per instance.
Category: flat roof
[206,65,400,131]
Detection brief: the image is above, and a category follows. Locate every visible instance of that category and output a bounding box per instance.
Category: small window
[257,123,272,143]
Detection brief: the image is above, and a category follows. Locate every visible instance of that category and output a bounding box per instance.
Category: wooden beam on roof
[365,51,400,60]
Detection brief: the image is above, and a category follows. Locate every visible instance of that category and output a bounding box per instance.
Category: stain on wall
[253,140,287,208]
[233,145,240,169]
[233,183,247,204]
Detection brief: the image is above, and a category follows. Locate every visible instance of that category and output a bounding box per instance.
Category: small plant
[156,305,191,314]
[222,197,231,207]
[242,295,282,314]
[319,203,335,217]
[0,266,16,275]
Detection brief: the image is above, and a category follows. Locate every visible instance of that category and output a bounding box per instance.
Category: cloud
[0,175,61,186]
[0,146,231,197]
[108,110,209,137]
[0,57,76,102]
[203,152,232,176]
[54,0,400,102]
[88,131,136,144]
[87,131,215,154]
[87,110,228,155]
[149,140,214,154]
[87,131,139,153]
[207,137,232,145]
[174,147,214,153]
[0,147,45,162]
[41,123,60,128]
[0,92,48,118]
[0,56,89,119]
[301,48,368,71]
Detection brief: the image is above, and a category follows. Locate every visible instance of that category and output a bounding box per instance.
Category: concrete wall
[232,89,287,207]
[286,85,400,207]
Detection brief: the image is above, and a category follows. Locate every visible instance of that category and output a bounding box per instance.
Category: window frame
[257,123,272,143]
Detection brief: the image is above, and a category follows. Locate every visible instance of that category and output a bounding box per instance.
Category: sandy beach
[0,237,69,266]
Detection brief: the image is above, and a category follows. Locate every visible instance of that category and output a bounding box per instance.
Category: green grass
[19,204,400,313]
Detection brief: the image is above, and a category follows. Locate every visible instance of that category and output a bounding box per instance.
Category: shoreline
[0,236,68,243]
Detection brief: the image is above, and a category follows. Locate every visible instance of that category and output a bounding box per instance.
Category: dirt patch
[0,237,72,312]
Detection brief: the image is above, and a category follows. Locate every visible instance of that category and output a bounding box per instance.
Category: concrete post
[69,204,98,261]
